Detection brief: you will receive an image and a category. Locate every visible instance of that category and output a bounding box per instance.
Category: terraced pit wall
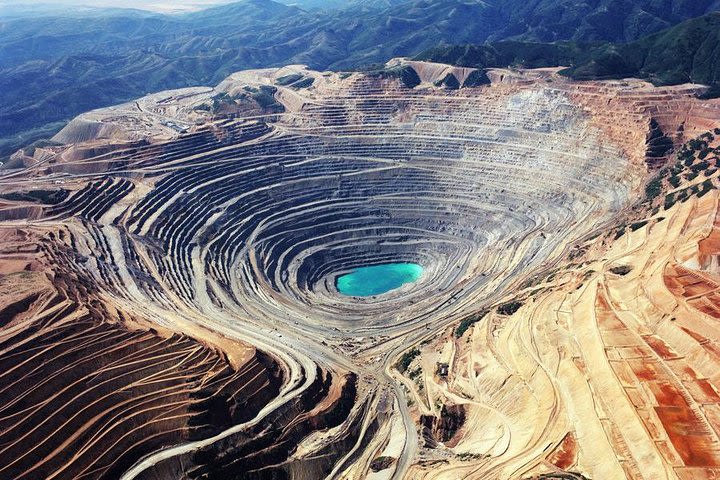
[0,63,717,479]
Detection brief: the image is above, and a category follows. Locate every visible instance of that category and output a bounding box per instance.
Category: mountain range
[417,12,720,90]
[1,0,719,160]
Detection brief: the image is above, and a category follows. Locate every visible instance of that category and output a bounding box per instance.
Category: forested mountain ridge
[1,0,718,160]
[416,13,720,92]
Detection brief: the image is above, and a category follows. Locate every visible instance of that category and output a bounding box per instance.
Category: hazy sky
[0,0,236,13]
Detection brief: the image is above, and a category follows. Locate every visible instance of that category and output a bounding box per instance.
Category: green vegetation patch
[396,347,420,374]
[698,179,716,197]
[370,456,396,472]
[497,301,523,316]
[0,189,69,204]
[630,220,648,231]
[275,73,304,86]
[609,265,633,276]
[664,193,676,210]
[274,74,315,89]
[645,177,663,200]
[205,86,284,113]
[291,77,315,89]
[368,65,421,89]
[434,73,460,90]
[243,85,283,108]
[455,310,488,338]
[251,85,283,110]
[462,69,491,87]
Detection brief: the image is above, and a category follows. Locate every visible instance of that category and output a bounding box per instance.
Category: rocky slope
[0,60,718,479]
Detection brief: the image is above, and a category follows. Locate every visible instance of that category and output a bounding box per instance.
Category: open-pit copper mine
[1,60,720,480]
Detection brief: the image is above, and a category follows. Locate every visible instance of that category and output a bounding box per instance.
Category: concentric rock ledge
[0,61,717,479]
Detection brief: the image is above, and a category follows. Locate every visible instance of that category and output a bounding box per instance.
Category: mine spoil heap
[0,60,719,480]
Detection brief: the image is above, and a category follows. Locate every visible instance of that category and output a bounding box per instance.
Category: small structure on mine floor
[436,362,449,377]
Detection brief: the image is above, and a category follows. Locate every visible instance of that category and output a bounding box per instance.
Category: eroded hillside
[0,60,718,479]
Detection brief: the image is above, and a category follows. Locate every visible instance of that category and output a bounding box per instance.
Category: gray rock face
[95,73,638,335]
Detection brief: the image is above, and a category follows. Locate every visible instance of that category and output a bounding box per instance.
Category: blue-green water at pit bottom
[335,263,424,297]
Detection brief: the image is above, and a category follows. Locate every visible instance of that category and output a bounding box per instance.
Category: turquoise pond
[335,263,423,297]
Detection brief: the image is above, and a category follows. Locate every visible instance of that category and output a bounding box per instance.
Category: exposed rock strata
[0,61,718,479]
[0,228,283,480]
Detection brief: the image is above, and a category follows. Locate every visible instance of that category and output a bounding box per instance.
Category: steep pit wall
[0,227,284,480]
[2,63,717,479]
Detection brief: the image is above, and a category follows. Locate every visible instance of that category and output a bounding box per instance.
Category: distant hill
[1,0,719,160]
[416,13,720,93]
[567,12,720,87]
[488,0,720,43]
